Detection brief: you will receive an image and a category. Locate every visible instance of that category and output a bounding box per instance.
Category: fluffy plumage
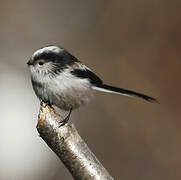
[27,45,157,112]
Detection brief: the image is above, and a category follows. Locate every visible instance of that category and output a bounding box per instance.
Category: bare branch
[37,102,114,180]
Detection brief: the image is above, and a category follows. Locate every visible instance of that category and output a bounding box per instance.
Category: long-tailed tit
[27,45,157,126]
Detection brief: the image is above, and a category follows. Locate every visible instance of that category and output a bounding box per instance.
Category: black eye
[38,61,44,66]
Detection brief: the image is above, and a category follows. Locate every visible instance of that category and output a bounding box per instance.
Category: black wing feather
[96,84,158,103]
[71,68,103,85]
[71,67,158,103]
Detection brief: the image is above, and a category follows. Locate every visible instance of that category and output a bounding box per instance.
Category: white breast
[31,67,93,110]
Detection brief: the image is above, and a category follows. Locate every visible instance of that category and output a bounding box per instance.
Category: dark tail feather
[93,84,158,103]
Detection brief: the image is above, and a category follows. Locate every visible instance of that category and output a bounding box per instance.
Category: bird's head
[27,45,79,79]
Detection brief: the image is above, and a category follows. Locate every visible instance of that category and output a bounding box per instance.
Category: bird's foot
[58,108,72,127]
[58,116,70,127]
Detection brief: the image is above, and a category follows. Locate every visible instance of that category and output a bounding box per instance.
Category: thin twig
[37,102,114,180]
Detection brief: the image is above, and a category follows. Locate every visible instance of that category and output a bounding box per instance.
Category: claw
[58,108,72,127]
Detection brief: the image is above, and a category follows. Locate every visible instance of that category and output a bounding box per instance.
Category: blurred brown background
[0,0,180,179]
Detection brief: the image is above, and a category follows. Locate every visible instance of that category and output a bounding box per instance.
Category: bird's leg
[59,108,73,127]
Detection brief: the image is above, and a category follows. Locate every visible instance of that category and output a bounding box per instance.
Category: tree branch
[37,102,114,180]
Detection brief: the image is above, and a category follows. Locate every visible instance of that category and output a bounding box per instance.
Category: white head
[27,45,79,81]
[31,46,63,61]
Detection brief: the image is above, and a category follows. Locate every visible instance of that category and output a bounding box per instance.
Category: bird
[27,45,158,126]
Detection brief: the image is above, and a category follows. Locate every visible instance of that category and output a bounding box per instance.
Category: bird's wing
[70,64,158,103]
[70,65,103,85]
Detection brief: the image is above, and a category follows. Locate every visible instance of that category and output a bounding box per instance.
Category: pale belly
[53,88,93,110]
[32,75,93,111]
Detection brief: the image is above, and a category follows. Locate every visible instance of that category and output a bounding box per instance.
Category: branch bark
[37,102,114,180]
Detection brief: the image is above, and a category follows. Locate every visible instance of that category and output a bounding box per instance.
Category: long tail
[92,84,158,103]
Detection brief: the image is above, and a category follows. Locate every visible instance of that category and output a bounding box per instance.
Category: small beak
[27,60,33,66]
